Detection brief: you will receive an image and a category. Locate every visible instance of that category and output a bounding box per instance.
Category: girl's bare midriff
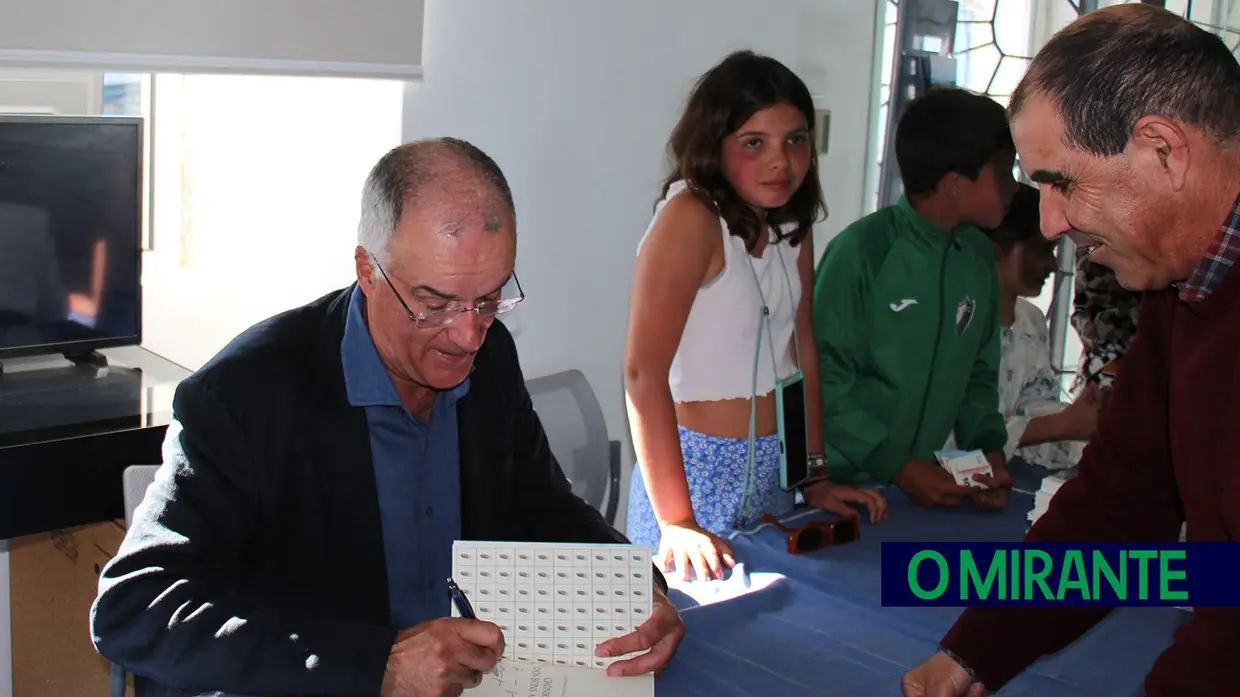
[674,393,778,439]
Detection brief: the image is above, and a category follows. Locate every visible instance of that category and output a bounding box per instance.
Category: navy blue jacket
[90,286,645,696]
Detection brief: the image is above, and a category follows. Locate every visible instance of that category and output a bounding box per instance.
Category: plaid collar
[1178,192,1240,302]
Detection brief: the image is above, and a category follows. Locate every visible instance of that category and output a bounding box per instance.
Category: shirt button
[425,505,434,517]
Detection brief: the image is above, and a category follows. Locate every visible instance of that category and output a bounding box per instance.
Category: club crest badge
[955,296,976,336]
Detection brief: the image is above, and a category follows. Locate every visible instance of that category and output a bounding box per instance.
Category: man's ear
[354,246,377,294]
[1131,115,1191,191]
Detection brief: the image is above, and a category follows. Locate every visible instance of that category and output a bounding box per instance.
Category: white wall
[798,0,885,245]
[404,0,881,527]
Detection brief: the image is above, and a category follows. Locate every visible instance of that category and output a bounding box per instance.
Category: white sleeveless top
[637,180,801,403]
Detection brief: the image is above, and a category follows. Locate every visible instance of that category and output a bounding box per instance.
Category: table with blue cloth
[653,462,1189,696]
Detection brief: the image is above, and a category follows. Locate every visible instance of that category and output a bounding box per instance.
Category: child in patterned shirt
[1072,254,1141,391]
[982,184,1101,469]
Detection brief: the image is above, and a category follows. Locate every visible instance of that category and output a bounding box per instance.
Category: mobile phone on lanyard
[776,370,809,491]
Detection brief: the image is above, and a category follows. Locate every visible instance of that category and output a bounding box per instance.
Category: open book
[452,541,656,697]
[473,661,653,697]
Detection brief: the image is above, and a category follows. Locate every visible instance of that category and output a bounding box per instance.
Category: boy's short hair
[895,87,1014,197]
[983,182,1040,251]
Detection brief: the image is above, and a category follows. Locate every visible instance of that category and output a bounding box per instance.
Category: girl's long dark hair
[661,50,827,251]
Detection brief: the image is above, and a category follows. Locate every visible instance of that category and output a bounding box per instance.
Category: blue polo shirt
[340,286,468,628]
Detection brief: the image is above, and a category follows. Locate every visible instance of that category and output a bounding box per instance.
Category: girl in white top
[974,183,1100,468]
[623,51,887,582]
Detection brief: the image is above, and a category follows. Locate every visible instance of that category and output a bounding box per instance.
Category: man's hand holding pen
[378,578,503,697]
[380,577,684,696]
[379,617,505,697]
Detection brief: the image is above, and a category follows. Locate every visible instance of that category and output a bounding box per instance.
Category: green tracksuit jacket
[812,196,1007,484]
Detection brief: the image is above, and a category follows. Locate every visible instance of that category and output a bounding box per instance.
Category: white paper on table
[466,661,655,697]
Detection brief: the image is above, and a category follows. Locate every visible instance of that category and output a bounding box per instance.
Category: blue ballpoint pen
[448,577,500,674]
[447,577,476,619]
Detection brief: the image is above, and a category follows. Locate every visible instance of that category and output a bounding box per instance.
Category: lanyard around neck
[736,232,802,522]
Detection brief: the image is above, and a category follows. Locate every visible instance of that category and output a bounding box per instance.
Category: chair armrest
[606,440,622,526]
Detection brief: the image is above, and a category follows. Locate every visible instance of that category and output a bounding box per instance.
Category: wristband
[939,645,979,683]
[806,452,828,484]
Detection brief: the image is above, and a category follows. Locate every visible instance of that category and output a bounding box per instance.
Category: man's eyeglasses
[372,258,525,328]
[761,513,858,555]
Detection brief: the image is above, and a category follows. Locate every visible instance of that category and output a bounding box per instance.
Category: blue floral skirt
[625,426,794,548]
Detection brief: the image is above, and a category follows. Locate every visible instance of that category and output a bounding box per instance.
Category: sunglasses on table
[761,513,859,555]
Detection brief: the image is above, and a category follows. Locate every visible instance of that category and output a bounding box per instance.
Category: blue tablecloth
[654,462,1188,696]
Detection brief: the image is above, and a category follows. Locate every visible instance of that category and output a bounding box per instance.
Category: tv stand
[1,344,192,532]
[63,349,109,373]
[0,349,109,384]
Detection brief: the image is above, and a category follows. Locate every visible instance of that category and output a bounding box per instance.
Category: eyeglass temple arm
[761,514,796,534]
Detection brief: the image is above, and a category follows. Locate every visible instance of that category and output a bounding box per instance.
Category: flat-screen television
[0,115,143,360]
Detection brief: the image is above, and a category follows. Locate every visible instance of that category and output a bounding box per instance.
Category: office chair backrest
[525,369,611,516]
[122,465,160,527]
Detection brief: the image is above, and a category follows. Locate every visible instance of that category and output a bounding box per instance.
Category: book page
[466,661,654,697]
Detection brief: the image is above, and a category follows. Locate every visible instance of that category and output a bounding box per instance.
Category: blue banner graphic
[880,542,1240,607]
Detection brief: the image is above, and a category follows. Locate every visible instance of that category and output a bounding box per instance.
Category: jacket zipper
[910,233,955,451]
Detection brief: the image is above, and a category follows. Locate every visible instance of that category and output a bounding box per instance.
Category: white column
[1223,0,1239,28]
[1029,0,1082,53]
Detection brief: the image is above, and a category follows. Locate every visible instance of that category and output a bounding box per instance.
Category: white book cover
[1040,469,1077,494]
[934,449,993,488]
[1029,470,1078,523]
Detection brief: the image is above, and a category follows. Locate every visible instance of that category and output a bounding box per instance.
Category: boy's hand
[894,460,973,507]
[968,453,1012,509]
[803,481,889,524]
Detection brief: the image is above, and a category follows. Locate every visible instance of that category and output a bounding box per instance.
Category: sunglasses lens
[835,520,857,544]
[794,527,824,552]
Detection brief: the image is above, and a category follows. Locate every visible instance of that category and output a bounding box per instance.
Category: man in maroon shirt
[902,5,1240,697]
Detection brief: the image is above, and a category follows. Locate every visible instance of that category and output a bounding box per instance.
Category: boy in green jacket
[813,87,1018,508]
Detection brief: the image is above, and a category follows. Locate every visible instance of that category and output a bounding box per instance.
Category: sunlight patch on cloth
[665,563,787,607]
[213,616,246,638]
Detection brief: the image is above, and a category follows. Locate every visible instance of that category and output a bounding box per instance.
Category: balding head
[1009,4,1240,157]
[358,137,515,268]
[353,138,520,399]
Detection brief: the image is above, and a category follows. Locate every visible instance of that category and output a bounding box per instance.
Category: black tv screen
[0,115,143,359]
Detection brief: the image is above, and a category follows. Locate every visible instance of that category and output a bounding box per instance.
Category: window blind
[0,0,425,78]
